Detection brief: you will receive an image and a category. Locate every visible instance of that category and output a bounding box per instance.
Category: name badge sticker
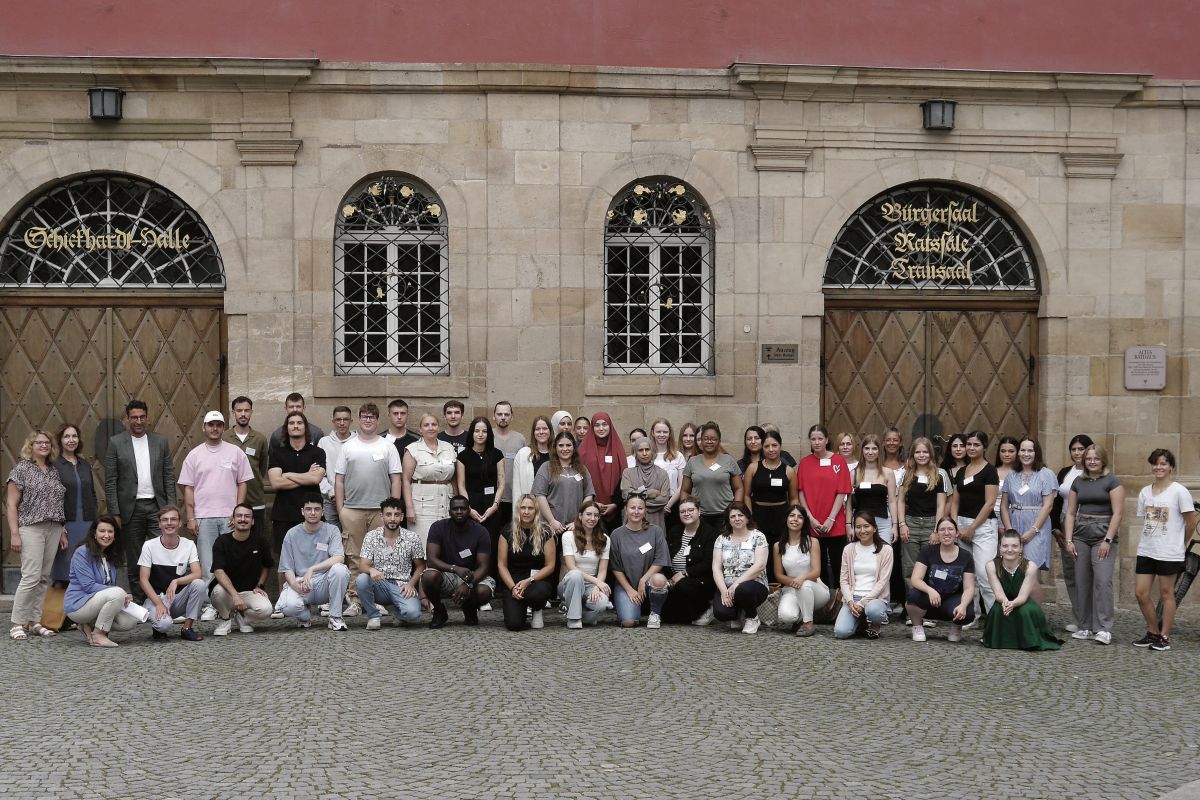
[770,478,783,487]
[245,447,256,456]
[484,486,495,495]
[573,474,583,482]
[315,542,329,552]
[709,462,722,472]
[175,563,187,576]
[638,542,653,554]
[604,456,613,464]
[963,476,974,485]
[859,481,871,489]
[819,458,831,467]
[1017,484,1029,495]
[917,475,929,485]
[680,545,691,557]
[932,568,949,580]
[458,548,473,559]
[221,461,233,470]
[740,539,754,550]
[372,452,385,461]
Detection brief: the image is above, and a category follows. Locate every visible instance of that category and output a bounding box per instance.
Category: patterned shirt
[717,530,770,587]
[359,526,425,582]
[7,459,66,526]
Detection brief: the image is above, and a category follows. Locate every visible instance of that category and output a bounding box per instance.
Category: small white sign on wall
[1124,345,1167,390]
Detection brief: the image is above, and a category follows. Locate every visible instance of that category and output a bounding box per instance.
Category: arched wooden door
[822,183,1040,448]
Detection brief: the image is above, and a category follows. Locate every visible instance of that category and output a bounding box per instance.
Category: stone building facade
[1,56,1198,603]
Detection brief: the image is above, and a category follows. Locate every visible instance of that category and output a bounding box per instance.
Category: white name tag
[1017,484,1029,495]
[819,458,831,467]
[917,475,929,485]
[932,568,949,580]
[573,474,583,483]
[372,452,385,461]
[175,563,187,575]
[770,478,783,487]
[245,447,256,456]
[680,545,691,557]
[963,476,974,485]
[221,462,233,470]
[740,539,754,550]
[638,542,653,554]
[859,481,871,489]
[530,569,539,579]
[604,456,613,464]
[709,462,722,472]
[315,542,329,552]
[458,548,472,559]
[484,486,495,495]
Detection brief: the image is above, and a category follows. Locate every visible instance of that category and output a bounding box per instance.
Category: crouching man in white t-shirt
[277,495,351,630]
[138,505,206,642]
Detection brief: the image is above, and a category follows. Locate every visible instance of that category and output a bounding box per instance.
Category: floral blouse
[7,459,66,527]
[717,530,769,587]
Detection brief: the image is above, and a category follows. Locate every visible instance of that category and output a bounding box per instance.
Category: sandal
[78,624,95,646]
[9,625,28,641]
[28,623,57,638]
[866,624,881,640]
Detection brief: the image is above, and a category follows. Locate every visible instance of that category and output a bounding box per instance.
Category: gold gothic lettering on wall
[879,200,979,283]
[22,226,193,252]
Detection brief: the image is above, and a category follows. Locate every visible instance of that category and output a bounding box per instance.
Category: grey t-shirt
[609,524,670,581]
[532,461,595,526]
[1071,473,1121,517]
[279,522,344,575]
[335,435,403,509]
[494,430,526,504]
[682,453,742,515]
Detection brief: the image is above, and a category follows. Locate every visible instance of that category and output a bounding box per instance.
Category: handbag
[812,587,842,625]
[41,585,66,630]
[756,588,781,627]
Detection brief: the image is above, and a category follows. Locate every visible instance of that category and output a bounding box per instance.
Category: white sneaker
[213,618,232,636]
[200,605,218,622]
[912,626,927,642]
[365,616,381,631]
[1071,629,1093,640]
[566,618,583,629]
[691,609,714,626]
[327,617,348,631]
[961,618,979,631]
[172,615,186,624]
[270,608,284,619]
[741,617,760,634]
[379,606,390,617]
[530,610,545,629]
[1093,630,1112,645]
[948,624,963,642]
[318,603,330,617]
[234,612,253,634]
[342,602,362,618]
[646,612,661,629]
[1065,623,1080,633]
[479,603,492,612]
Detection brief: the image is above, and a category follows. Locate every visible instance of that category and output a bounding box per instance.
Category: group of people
[7,394,1195,651]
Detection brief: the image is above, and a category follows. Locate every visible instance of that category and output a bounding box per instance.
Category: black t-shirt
[916,543,974,597]
[428,519,491,570]
[391,431,420,458]
[438,431,470,455]
[458,447,504,511]
[531,450,550,478]
[853,481,890,517]
[269,442,327,522]
[501,524,550,579]
[954,463,999,519]
[905,470,950,517]
[210,531,275,592]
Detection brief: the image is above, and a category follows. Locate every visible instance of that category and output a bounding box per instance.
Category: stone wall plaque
[761,343,799,364]
[1124,345,1167,390]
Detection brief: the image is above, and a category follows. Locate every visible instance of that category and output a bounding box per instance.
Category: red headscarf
[577,411,625,505]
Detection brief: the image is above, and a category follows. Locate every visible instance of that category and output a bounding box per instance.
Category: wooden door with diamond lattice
[823,307,1035,448]
[1,298,224,562]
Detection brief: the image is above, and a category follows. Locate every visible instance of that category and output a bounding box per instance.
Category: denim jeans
[354,574,422,623]
[196,516,231,581]
[833,594,889,638]
[613,581,668,623]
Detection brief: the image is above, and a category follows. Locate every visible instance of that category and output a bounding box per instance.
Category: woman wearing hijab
[578,412,625,530]
[620,437,671,530]
[550,411,575,440]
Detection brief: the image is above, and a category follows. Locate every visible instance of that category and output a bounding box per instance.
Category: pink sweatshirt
[839,541,894,602]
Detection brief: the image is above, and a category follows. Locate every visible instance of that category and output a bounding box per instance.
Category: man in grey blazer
[104,399,177,597]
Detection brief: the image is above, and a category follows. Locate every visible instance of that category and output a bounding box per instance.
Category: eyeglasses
[359,415,377,421]
[33,440,52,447]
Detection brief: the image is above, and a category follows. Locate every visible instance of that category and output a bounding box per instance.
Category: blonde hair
[19,430,57,463]
[649,417,679,461]
[900,437,940,494]
[510,494,552,555]
[1081,444,1111,478]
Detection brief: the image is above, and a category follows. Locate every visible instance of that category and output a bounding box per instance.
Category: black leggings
[818,535,846,592]
[660,576,712,624]
[501,579,552,630]
[712,581,769,621]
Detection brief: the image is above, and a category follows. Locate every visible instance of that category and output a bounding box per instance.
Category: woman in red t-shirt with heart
[796,424,853,590]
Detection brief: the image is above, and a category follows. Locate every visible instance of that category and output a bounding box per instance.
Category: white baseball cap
[203,411,225,425]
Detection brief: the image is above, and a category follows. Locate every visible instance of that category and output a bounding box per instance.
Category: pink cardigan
[839,541,894,602]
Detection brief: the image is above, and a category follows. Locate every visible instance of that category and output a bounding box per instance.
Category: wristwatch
[1103,538,1113,544]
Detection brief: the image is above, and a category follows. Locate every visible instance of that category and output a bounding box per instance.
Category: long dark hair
[850,510,884,553]
[741,425,766,465]
[940,432,967,472]
[779,503,812,554]
[83,515,125,566]
[467,416,494,452]
[993,435,1020,468]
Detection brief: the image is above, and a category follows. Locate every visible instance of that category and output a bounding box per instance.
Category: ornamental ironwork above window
[334,175,449,375]
[825,183,1038,293]
[0,173,224,288]
[604,179,715,376]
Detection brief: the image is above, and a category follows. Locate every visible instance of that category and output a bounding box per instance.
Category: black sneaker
[428,608,449,629]
[462,607,479,626]
[181,627,204,642]
[1150,636,1172,651]
[1133,632,1158,647]
[151,629,169,641]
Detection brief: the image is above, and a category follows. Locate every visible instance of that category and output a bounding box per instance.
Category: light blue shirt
[279,522,344,575]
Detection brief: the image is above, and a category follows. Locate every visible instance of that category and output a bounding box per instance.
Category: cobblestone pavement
[2,600,1197,800]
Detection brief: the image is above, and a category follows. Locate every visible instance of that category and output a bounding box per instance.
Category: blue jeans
[354,574,422,622]
[196,517,231,581]
[613,581,668,623]
[833,594,889,639]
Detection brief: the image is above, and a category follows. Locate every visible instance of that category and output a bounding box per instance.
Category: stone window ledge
[314,375,469,400]
[585,373,734,398]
